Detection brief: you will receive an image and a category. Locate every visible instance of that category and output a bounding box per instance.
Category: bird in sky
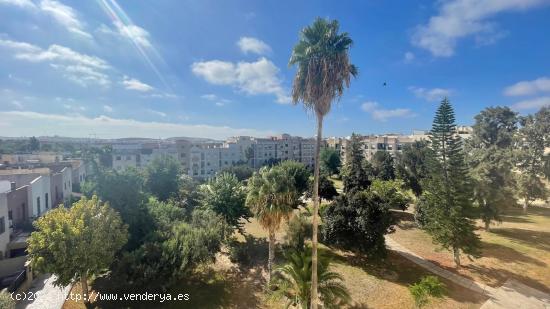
[383,82,387,87]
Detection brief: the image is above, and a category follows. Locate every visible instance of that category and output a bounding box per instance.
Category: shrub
[284,213,312,250]
[0,291,15,309]
[409,276,446,308]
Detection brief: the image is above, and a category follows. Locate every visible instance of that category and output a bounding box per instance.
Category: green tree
[467,106,518,230]
[308,175,338,201]
[146,155,182,201]
[246,166,297,282]
[371,151,396,180]
[285,213,312,251]
[172,175,202,215]
[28,196,128,300]
[395,141,430,197]
[273,249,350,309]
[290,18,357,306]
[219,164,254,181]
[199,172,250,232]
[370,179,411,211]
[28,136,40,151]
[320,148,341,176]
[82,168,150,250]
[321,190,395,258]
[117,200,227,288]
[419,98,480,267]
[278,160,311,195]
[342,133,370,193]
[517,106,550,211]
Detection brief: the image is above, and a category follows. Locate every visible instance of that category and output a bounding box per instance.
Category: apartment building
[112,134,316,179]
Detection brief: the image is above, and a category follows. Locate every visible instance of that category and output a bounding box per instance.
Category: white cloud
[361,101,416,122]
[0,111,273,139]
[39,0,91,38]
[146,109,167,117]
[122,76,154,92]
[511,96,550,110]
[237,37,271,55]
[412,0,548,57]
[201,94,230,106]
[191,57,290,104]
[0,0,36,9]
[103,105,113,113]
[1,39,112,87]
[409,86,452,102]
[404,51,415,62]
[10,100,24,109]
[112,20,152,48]
[504,77,550,96]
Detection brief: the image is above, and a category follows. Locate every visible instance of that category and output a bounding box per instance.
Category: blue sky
[1,0,549,139]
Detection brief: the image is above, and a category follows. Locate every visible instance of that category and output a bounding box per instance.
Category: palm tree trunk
[81,274,89,304]
[484,220,490,232]
[268,230,275,284]
[523,198,529,213]
[311,115,323,309]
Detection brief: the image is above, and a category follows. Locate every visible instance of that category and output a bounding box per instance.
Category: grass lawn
[391,205,550,293]
[330,176,343,192]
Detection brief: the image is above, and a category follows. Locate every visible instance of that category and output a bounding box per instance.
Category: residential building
[0,192,10,257]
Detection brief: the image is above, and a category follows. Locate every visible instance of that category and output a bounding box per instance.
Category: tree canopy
[320,148,341,175]
[28,196,128,295]
[145,155,182,201]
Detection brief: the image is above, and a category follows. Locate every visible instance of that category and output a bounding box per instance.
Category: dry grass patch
[391,206,550,293]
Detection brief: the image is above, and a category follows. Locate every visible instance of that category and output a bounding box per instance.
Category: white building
[0,192,10,257]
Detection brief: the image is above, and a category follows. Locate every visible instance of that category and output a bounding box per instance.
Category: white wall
[61,167,72,204]
[0,193,10,257]
[0,181,10,194]
[29,176,51,217]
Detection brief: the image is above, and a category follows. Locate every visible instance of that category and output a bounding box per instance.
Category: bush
[409,276,446,308]
[284,213,312,250]
[0,291,15,309]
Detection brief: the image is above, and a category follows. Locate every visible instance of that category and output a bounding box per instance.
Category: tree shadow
[465,264,550,294]
[320,246,487,305]
[491,228,550,251]
[481,241,546,266]
[499,215,533,224]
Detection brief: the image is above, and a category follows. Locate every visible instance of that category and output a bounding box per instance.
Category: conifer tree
[342,133,370,193]
[419,98,480,267]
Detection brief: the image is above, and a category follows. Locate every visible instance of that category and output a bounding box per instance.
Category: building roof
[0,168,51,175]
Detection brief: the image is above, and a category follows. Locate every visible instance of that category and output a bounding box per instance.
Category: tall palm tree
[246,166,297,283]
[289,17,357,308]
[273,249,350,309]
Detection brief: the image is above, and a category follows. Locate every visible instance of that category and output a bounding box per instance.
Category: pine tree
[419,98,480,267]
[467,106,518,231]
[342,133,370,193]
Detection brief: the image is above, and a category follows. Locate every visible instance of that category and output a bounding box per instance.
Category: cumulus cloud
[0,38,111,87]
[511,97,550,110]
[191,57,290,104]
[412,0,547,57]
[504,77,550,96]
[409,86,452,102]
[237,37,271,55]
[122,76,154,92]
[361,101,416,121]
[0,111,274,139]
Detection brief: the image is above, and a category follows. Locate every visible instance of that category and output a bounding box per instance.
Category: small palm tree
[289,17,357,308]
[246,166,297,283]
[273,249,350,309]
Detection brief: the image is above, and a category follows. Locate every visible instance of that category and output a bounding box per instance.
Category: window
[116,156,121,160]
[8,211,12,221]
[0,217,4,234]
[45,193,49,209]
[37,196,41,214]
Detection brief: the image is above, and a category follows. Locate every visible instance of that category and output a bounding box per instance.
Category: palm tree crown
[274,249,350,309]
[289,17,357,116]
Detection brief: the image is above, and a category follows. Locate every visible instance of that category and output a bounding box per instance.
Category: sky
[0,0,549,139]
